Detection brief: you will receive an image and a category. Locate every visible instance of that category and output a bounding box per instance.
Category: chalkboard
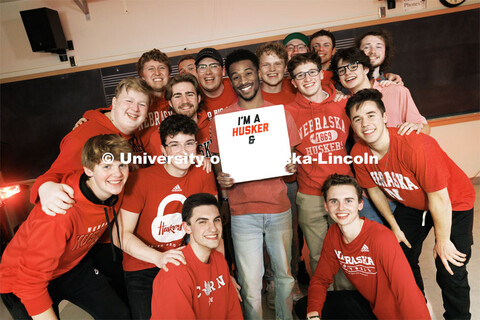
[1,8,478,183]
[332,8,480,119]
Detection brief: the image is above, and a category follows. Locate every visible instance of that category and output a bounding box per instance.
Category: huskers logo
[151,193,186,243]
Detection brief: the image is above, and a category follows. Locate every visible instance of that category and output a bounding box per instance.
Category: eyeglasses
[293,69,320,80]
[336,61,359,76]
[164,140,197,153]
[197,63,221,73]
[286,44,307,52]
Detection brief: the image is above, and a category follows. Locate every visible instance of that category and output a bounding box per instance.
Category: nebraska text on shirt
[298,116,346,140]
[335,249,377,276]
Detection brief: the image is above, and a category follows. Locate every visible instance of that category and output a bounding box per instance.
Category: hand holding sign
[215,105,292,183]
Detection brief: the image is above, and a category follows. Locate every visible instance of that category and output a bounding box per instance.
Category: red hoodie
[0,171,123,316]
[30,109,144,204]
[285,83,352,195]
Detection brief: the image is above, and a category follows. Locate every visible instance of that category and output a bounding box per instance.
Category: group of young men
[0,26,474,320]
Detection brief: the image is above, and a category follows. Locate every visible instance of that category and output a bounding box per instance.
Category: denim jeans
[231,210,294,320]
[124,267,159,320]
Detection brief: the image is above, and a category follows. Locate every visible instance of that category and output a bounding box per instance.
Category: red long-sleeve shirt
[308,219,430,319]
[151,244,243,319]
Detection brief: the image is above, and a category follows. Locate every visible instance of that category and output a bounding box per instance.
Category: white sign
[215,104,292,183]
[404,0,427,12]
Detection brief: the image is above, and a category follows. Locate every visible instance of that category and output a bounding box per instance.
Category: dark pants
[1,255,130,319]
[86,242,130,307]
[295,291,376,319]
[124,267,159,320]
[394,204,473,320]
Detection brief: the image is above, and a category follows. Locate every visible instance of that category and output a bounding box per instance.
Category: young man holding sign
[210,49,300,320]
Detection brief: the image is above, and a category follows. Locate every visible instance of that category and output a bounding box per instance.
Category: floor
[1,184,478,319]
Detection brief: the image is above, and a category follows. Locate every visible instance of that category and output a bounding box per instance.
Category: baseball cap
[195,48,223,66]
[283,32,309,47]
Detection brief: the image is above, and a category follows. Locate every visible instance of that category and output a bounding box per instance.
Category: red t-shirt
[308,219,430,319]
[282,77,296,94]
[285,84,352,196]
[261,88,296,106]
[121,165,217,271]
[203,78,238,119]
[210,101,301,215]
[142,109,211,158]
[151,245,243,319]
[352,128,475,211]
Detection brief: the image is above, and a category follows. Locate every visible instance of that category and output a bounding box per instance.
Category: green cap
[283,32,309,46]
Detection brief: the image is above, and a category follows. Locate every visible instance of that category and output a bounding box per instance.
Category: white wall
[0,0,467,79]
[430,120,480,180]
[1,0,478,179]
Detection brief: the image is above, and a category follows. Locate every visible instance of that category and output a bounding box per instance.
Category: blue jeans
[124,267,159,320]
[231,210,294,320]
[359,196,397,225]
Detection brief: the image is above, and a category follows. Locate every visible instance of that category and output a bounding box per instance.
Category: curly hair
[137,48,172,76]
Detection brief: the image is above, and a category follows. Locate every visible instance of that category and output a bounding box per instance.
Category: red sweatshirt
[0,171,123,316]
[308,219,430,319]
[151,244,243,319]
[285,84,352,195]
[30,109,143,204]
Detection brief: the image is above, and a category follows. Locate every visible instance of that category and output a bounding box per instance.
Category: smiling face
[285,39,308,60]
[291,62,323,100]
[169,81,201,119]
[178,58,198,79]
[258,52,286,88]
[184,204,223,255]
[140,60,170,93]
[197,57,224,94]
[111,88,149,135]
[324,185,363,227]
[84,160,129,201]
[229,59,260,102]
[161,132,197,176]
[337,59,370,94]
[359,35,386,68]
[350,100,388,146]
[310,35,336,68]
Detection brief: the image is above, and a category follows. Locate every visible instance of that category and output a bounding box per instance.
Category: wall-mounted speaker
[20,7,68,53]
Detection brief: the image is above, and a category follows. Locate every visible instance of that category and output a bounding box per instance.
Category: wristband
[307,316,321,320]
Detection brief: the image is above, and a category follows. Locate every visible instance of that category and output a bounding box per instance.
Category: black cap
[195,47,223,67]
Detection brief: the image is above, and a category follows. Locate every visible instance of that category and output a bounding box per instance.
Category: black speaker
[20,7,67,53]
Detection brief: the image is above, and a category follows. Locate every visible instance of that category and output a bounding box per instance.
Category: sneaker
[292,281,304,302]
[266,281,275,310]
